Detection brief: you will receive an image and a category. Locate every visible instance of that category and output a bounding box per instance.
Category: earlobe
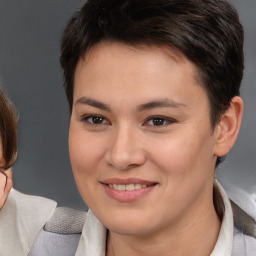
[214,96,243,157]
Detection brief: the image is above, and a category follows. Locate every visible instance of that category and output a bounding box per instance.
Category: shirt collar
[210,179,233,256]
[76,180,234,256]
[75,209,106,256]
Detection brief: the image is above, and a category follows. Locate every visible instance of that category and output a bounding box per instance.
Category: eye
[143,116,174,126]
[81,115,109,125]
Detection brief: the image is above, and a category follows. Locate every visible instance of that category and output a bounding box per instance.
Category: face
[69,42,219,236]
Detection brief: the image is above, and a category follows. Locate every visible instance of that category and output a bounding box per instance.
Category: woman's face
[69,42,219,236]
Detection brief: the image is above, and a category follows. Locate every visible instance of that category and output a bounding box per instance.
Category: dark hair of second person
[0,87,17,170]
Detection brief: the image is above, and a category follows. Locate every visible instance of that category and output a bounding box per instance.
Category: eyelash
[80,114,174,127]
[80,115,110,126]
[143,115,175,127]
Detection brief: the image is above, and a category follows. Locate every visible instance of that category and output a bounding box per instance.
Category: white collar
[75,209,106,256]
[210,180,233,256]
[76,180,234,256]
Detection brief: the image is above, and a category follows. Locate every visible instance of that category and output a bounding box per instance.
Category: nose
[105,125,147,170]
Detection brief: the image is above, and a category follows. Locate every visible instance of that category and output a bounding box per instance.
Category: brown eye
[144,116,174,126]
[91,116,104,124]
[152,117,165,126]
[82,115,109,125]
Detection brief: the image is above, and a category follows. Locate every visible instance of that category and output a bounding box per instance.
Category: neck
[107,186,221,256]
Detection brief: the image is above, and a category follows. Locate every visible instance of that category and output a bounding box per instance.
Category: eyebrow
[75,97,186,112]
[137,98,186,112]
[75,97,111,111]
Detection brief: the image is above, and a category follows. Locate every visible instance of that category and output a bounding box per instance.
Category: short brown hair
[0,86,17,170]
[60,0,244,166]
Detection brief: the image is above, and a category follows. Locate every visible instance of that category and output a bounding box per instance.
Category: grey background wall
[0,0,255,210]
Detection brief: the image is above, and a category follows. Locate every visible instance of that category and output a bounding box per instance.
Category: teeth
[117,185,125,191]
[126,184,135,191]
[108,184,149,191]
[135,184,142,190]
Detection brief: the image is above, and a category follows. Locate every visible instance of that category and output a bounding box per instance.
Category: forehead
[73,41,208,109]
[76,42,201,82]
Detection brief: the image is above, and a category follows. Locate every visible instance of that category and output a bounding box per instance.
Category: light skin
[69,41,243,256]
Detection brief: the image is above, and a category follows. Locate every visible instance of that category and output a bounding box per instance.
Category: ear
[214,96,243,157]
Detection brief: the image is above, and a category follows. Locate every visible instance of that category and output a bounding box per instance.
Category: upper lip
[101,178,158,186]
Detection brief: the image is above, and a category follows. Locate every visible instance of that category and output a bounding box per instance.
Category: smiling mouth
[101,181,157,202]
[107,183,151,191]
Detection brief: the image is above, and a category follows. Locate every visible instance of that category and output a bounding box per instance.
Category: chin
[100,210,156,236]
[108,222,153,236]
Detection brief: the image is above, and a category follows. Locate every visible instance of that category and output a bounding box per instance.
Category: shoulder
[29,207,87,256]
[0,189,57,256]
[223,182,256,255]
[216,178,256,255]
[4,188,57,211]
[231,201,256,256]
[218,178,256,236]
[232,227,256,256]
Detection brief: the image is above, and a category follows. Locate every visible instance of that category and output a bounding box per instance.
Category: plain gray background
[0,0,255,210]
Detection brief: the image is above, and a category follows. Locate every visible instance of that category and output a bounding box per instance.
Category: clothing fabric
[219,177,256,223]
[29,180,256,256]
[0,189,56,256]
[29,207,86,256]
[210,180,233,256]
[29,229,81,256]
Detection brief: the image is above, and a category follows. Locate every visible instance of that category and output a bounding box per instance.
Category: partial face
[69,42,218,236]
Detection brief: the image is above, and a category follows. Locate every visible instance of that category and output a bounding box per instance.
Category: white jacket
[0,189,56,256]
[29,180,256,256]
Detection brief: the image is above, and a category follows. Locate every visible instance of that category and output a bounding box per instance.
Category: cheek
[146,130,215,214]
[68,125,106,187]
[68,129,104,205]
[69,137,99,174]
[69,121,106,167]
[146,128,215,178]
[145,133,192,169]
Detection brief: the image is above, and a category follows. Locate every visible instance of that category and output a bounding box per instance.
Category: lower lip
[102,184,157,202]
